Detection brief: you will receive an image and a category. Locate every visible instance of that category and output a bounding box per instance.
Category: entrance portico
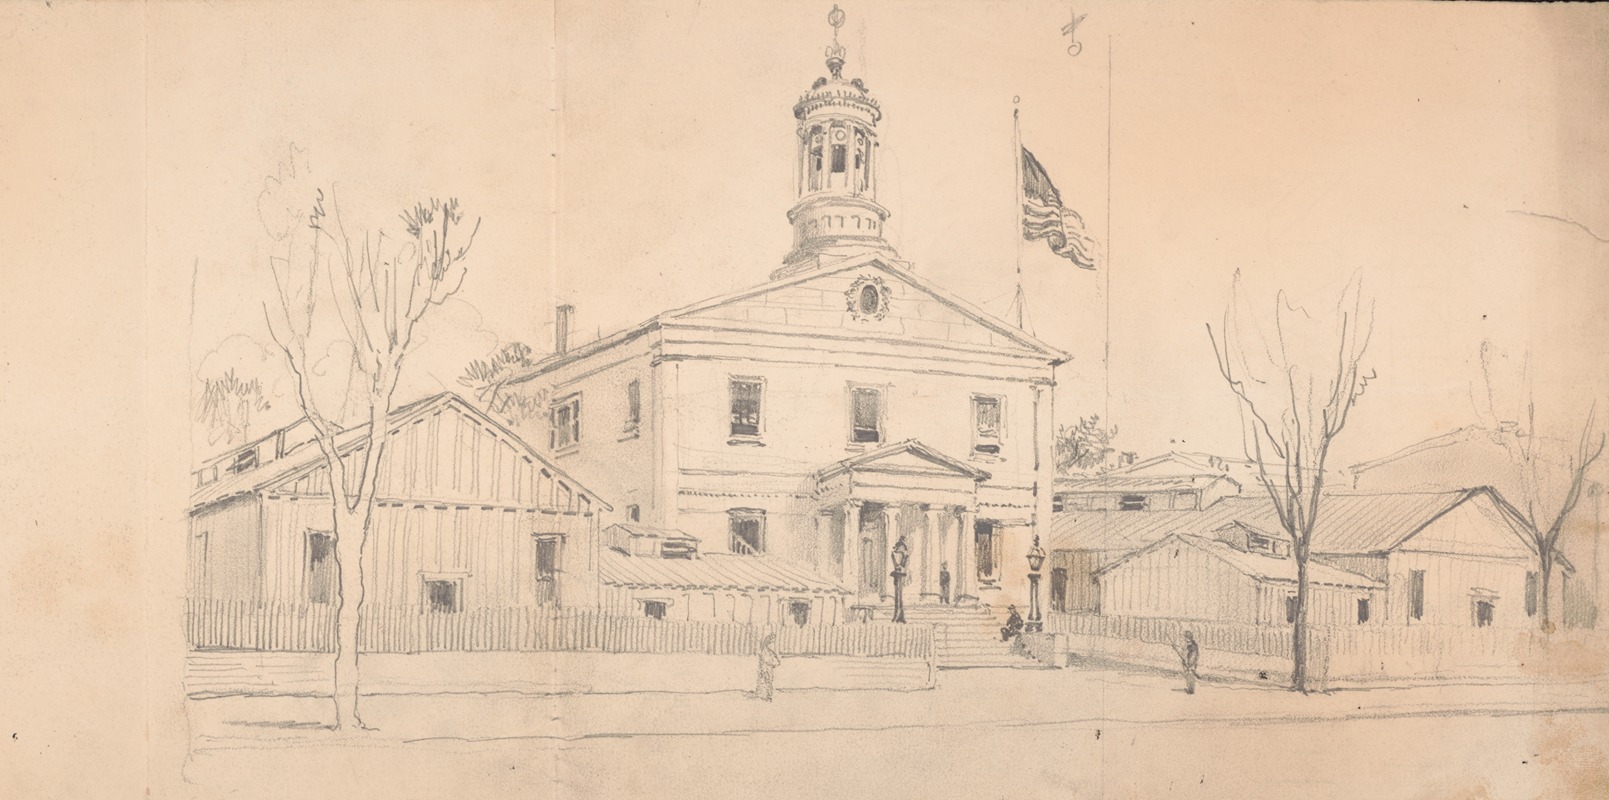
[813,440,991,614]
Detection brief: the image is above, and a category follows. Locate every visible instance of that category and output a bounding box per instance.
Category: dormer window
[1245,531,1285,557]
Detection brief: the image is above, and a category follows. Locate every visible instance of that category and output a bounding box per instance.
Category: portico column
[956,506,978,604]
[920,505,942,601]
[843,500,863,594]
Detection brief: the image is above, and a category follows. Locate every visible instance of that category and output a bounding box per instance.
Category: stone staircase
[892,605,1042,669]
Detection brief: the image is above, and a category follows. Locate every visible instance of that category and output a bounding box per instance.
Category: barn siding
[195,399,605,611]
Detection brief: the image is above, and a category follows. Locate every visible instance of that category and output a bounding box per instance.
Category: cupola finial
[825,5,847,79]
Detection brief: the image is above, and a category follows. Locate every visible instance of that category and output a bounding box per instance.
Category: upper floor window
[831,144,847,173]
[229,449,258,474]
[550,394,581,450]
[729,377,764,440]
[625,504,640,523]
[850,386,884,444]
[1525,571,1539,617]
[729,509,766,556]
[972,395,1002,456]
[624,379,641,432]
[1119,494,1148,512]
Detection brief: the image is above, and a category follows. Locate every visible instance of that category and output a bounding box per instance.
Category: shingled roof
[1048,487,1542,559]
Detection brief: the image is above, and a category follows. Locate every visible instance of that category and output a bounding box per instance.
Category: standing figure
[1174,631,1200,694]
[754,633,782,701]
[938,562,952,605]
[999,605,1024,642]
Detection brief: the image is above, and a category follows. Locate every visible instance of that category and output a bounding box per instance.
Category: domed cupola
[774,6,899,279]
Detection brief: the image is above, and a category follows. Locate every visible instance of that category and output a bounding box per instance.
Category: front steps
[872,604,1041,669]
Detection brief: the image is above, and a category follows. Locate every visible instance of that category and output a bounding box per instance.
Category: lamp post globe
[1025,535,1046,633]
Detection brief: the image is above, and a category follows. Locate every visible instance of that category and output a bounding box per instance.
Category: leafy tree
[459,342,544,421]
[1055,414,1118,474]
[195,368,271,447]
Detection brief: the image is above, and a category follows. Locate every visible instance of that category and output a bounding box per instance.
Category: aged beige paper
[2,0,1608,797]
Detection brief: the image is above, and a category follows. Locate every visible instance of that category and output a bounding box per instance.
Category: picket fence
[186,599,932,660]
[1047,612,1606,682]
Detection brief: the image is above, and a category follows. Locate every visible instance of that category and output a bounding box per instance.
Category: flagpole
[1012,98,1025,330]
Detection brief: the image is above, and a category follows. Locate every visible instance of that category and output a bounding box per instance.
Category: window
[535,536,561,605]
[1525,571,1539,617]
[975,522,999,582]
[229,449,258,474]
[643,600,668,620]
[1285,595,1299,624]
[858,284,880,315]
[850,386,883,444]
[1119,494,1149,512]
[1357,598,1371,624]
[1474,599,1495,627]
[550,394,581,450]
[1245,532,1285,557]
[535,536,561,577]
[831,144,847,173]
[624,379,641,432]
[626,504,640,523]
[729,378,763,439]
[1409,570,1426,621]
[788,600,811,626]
[306,531,334,604]
[425,579,461,614]
[1050,567,1068,613]
[972,396,1002,456]
[1052,494,1065,513]
[729,509,765,555]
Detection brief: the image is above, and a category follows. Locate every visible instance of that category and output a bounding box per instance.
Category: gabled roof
[1096,533,1384,590]
[506,253,1070,387]
[189,392,610,514]
[1048,487,1547,562]
[1348,425,1514,476]
[816,438,991,482]
[1053,473,1240,494]
[600,549,848,594]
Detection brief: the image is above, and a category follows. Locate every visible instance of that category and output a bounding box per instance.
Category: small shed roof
[1048,488,1537,559]
[1096,534,1384,590]
[600,550,849,594]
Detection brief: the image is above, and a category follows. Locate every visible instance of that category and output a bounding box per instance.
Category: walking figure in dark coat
[1174,630,1200,694]
[938,562,951,605]
[754,633,781,701]
[999,605,1024,642]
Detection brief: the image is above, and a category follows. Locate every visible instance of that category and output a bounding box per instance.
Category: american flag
[1021,147,1099,270]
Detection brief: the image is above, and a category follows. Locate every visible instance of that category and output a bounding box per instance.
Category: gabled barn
[188,392,609,613]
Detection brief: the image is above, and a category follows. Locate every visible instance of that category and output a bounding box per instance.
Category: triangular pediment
[818,439,990,482]
[666,255,1069,362]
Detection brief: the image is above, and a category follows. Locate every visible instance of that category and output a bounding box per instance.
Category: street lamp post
[891,536,910,624]
[1025,534,1046,633]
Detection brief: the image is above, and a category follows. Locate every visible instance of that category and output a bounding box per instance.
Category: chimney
[554,304,574,355]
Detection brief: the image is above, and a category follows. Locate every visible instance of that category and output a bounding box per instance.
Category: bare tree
[1207,271,1374,692]
[1054,414,1118,474]
[1476,342,1606,632]
[260,149,479,729]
